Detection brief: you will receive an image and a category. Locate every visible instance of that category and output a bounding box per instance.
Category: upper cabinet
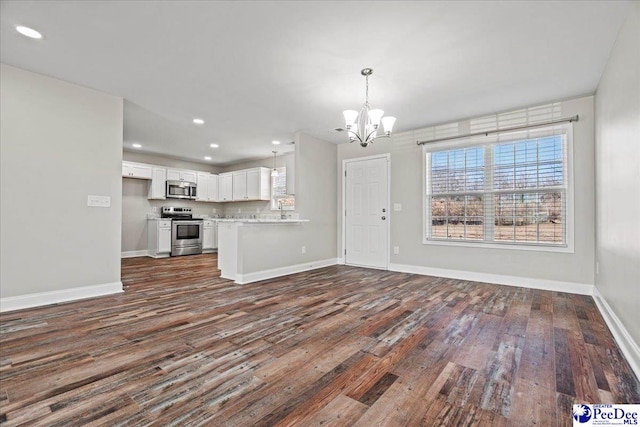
[122,160,277,204]
[196,172,219,202]
[148,167,167,200]
[122,161,152,179]
[219,173,233,202]
[167,169,197,183]
[231,167,270,201]
[122,161,165,200]
[232,171,248,201]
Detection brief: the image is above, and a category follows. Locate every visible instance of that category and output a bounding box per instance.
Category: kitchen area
[121,149,312,283]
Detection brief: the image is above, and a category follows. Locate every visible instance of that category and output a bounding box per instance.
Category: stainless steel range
[161,207,203,256]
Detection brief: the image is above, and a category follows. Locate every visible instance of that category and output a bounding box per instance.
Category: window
[271,167,295,210]
[424,123,572,250]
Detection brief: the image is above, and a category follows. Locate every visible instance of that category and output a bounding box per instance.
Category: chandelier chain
[365,74,369,106]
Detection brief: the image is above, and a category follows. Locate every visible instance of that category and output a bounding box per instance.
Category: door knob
[381,216,386,220]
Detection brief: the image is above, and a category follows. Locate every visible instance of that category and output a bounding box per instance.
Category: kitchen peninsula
[217,219,323,284]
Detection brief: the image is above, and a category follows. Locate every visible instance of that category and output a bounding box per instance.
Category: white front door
[345,156,389,269]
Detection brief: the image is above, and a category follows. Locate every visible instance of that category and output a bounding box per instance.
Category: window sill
[422,238,574,253]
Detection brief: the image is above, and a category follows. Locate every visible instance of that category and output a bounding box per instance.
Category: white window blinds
[425,121,570,248]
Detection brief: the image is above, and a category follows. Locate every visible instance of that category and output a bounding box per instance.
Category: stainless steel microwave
[166,180,197,200]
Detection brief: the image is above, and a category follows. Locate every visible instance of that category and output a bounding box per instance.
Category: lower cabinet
[148,219,172,257]
[203,220,218,251]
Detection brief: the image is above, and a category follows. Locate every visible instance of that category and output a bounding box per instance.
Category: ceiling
[0,1,631,166]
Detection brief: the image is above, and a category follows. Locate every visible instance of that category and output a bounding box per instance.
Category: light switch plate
[88,195,111,208]
[394,203,402,211]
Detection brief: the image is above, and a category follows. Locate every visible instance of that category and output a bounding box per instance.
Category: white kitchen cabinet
[219,172,233,202]
[148,167,167,200]
[196,173,218,202]
[246,169,261,200]
[203,220,218,251]
[122,161,153,179]
[147,219,172,258]
[232,171,248,201]
[232,167,270,201]
[167,169,197,183]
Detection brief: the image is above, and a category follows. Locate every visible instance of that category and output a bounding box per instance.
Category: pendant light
[271,151,278,177]
[343,68,396,147]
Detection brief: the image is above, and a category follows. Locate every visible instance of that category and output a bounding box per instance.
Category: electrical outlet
[212,208,217,213]
[393,246,399,255]
[394,203,402,211]
[301,246,306,254]
[238,208,241,213]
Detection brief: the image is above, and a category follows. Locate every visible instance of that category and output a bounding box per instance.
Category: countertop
[214,218,309,223]
[147,215,308,223]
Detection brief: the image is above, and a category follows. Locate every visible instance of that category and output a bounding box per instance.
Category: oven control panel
[162,207,192,214]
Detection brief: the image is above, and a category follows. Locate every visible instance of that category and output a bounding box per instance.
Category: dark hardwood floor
[1,254,638,426]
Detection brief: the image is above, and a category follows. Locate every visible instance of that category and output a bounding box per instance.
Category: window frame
[270,166,295,211]
[422,123,574,253]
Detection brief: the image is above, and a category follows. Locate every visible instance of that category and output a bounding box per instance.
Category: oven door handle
[172,220,203,226]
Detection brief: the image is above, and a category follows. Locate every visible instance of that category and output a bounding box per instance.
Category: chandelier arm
[364,129,380,143]
[346,129,363,143]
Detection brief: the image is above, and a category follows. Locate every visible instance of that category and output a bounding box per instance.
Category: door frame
[341,153,391,270]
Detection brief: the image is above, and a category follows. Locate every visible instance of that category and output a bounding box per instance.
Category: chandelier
[343,68,396,147]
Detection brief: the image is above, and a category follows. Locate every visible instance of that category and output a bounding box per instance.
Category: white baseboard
[0,281,123,312]
[235,258,338,285]
[388,263,594,295]
[121,250,148,258]
[592,287,640,381]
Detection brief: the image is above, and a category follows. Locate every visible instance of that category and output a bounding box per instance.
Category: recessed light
[210,143,219,148]
[16,25,42,39]
[193,118,204,125]
[272,140,281,145]
[204,156,212,160]
[132,143,142,148]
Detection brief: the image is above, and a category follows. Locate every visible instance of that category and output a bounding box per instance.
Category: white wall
[337,96,596,292]
[1,64,123,302]
[122,151,223,253]
[296,132,337,263]
[594,4,640,352]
